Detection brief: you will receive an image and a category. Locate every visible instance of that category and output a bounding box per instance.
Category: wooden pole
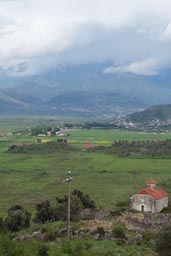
[67,180,71,238]
[66,171,72,238]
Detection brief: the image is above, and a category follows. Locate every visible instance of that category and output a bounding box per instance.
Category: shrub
[0,233,19,256]
[34,201,54,224]
[112,224,126,239]
[55,195,83,222]
[155,225,171,256]
[72,189,96,209]
[115,200,128,213]
[5,205,31,232]
[61,240,94,256]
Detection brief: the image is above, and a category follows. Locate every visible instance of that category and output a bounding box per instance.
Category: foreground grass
[0,232,157,256]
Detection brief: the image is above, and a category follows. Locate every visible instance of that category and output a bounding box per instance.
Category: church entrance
[141,205,144,212]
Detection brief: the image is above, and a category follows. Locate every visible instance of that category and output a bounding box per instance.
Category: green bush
[72,189,96,209]
[34,201,54,224]
[155,225,171,256]
[55,195,83,222]
[5,205,31,232]
[33,190,96,225]
[0,233,49,256]
[112,224,126,239]
[60,240,94,256]
[142,231,156,242]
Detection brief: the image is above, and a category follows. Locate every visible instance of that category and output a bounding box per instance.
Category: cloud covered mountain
[0,62,171,115]
[2,62,171,103]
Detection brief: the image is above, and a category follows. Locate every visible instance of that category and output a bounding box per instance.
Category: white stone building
[130,180,168,213]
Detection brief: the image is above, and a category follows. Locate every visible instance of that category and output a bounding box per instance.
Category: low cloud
[0,0,171,76]
[104,58,160,76]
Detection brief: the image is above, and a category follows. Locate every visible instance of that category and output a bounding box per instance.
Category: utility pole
[66,171,73,238]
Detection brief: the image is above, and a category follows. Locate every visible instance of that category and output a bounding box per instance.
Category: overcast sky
[0,0,171,76]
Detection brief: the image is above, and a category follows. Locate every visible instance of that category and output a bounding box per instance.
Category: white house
[130,180,168,213]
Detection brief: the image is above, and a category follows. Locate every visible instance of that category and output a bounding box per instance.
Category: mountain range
[0,62,171,115]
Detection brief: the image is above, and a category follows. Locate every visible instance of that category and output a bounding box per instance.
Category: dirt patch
[82,143,96,149]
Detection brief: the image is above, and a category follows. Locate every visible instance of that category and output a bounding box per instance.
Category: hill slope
[127,104,171,123]
[49,90,145,115]
[0,91,30,114]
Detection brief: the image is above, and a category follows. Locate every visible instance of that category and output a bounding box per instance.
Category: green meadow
[0,116,171,216]
[68,129,171,146]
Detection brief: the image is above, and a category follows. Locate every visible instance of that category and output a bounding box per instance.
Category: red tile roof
[137,187,168,199]
[145,180,157,184]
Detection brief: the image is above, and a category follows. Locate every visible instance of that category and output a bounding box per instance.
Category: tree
[5,205,31,232]
[72,189,96,209]
[156,225,171,256]
[54,195,83,222]
[33,190,96,224]
[34,200,54,224]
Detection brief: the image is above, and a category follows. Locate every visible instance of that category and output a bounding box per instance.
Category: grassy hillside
[49,90,145,114]
[128,104,171,123]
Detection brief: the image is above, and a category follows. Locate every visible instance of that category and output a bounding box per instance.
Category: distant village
[31,125,70,138]
[37,128,69,138]
[111,118,171,132]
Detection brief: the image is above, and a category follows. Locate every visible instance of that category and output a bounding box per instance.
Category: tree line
[0,190,96,232]
[88,139,171,158]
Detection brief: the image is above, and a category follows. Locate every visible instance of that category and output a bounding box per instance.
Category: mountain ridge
[0,62,171,115]
[0,89,146,115]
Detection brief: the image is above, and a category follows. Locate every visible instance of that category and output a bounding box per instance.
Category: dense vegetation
[8,140,75,154]
[156,225,171,256]
[0,232,158,256]
[0,189,95,233]
[34,189,95,224]
[89,139,171,158]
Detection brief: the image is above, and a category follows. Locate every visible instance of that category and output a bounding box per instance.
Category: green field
[68,129,171,147]
[0,117,171,217]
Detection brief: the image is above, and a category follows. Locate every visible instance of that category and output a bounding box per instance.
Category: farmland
[0,116,171,216]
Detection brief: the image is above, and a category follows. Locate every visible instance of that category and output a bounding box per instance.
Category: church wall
[155,197,168,213]
[130,194,155,212]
